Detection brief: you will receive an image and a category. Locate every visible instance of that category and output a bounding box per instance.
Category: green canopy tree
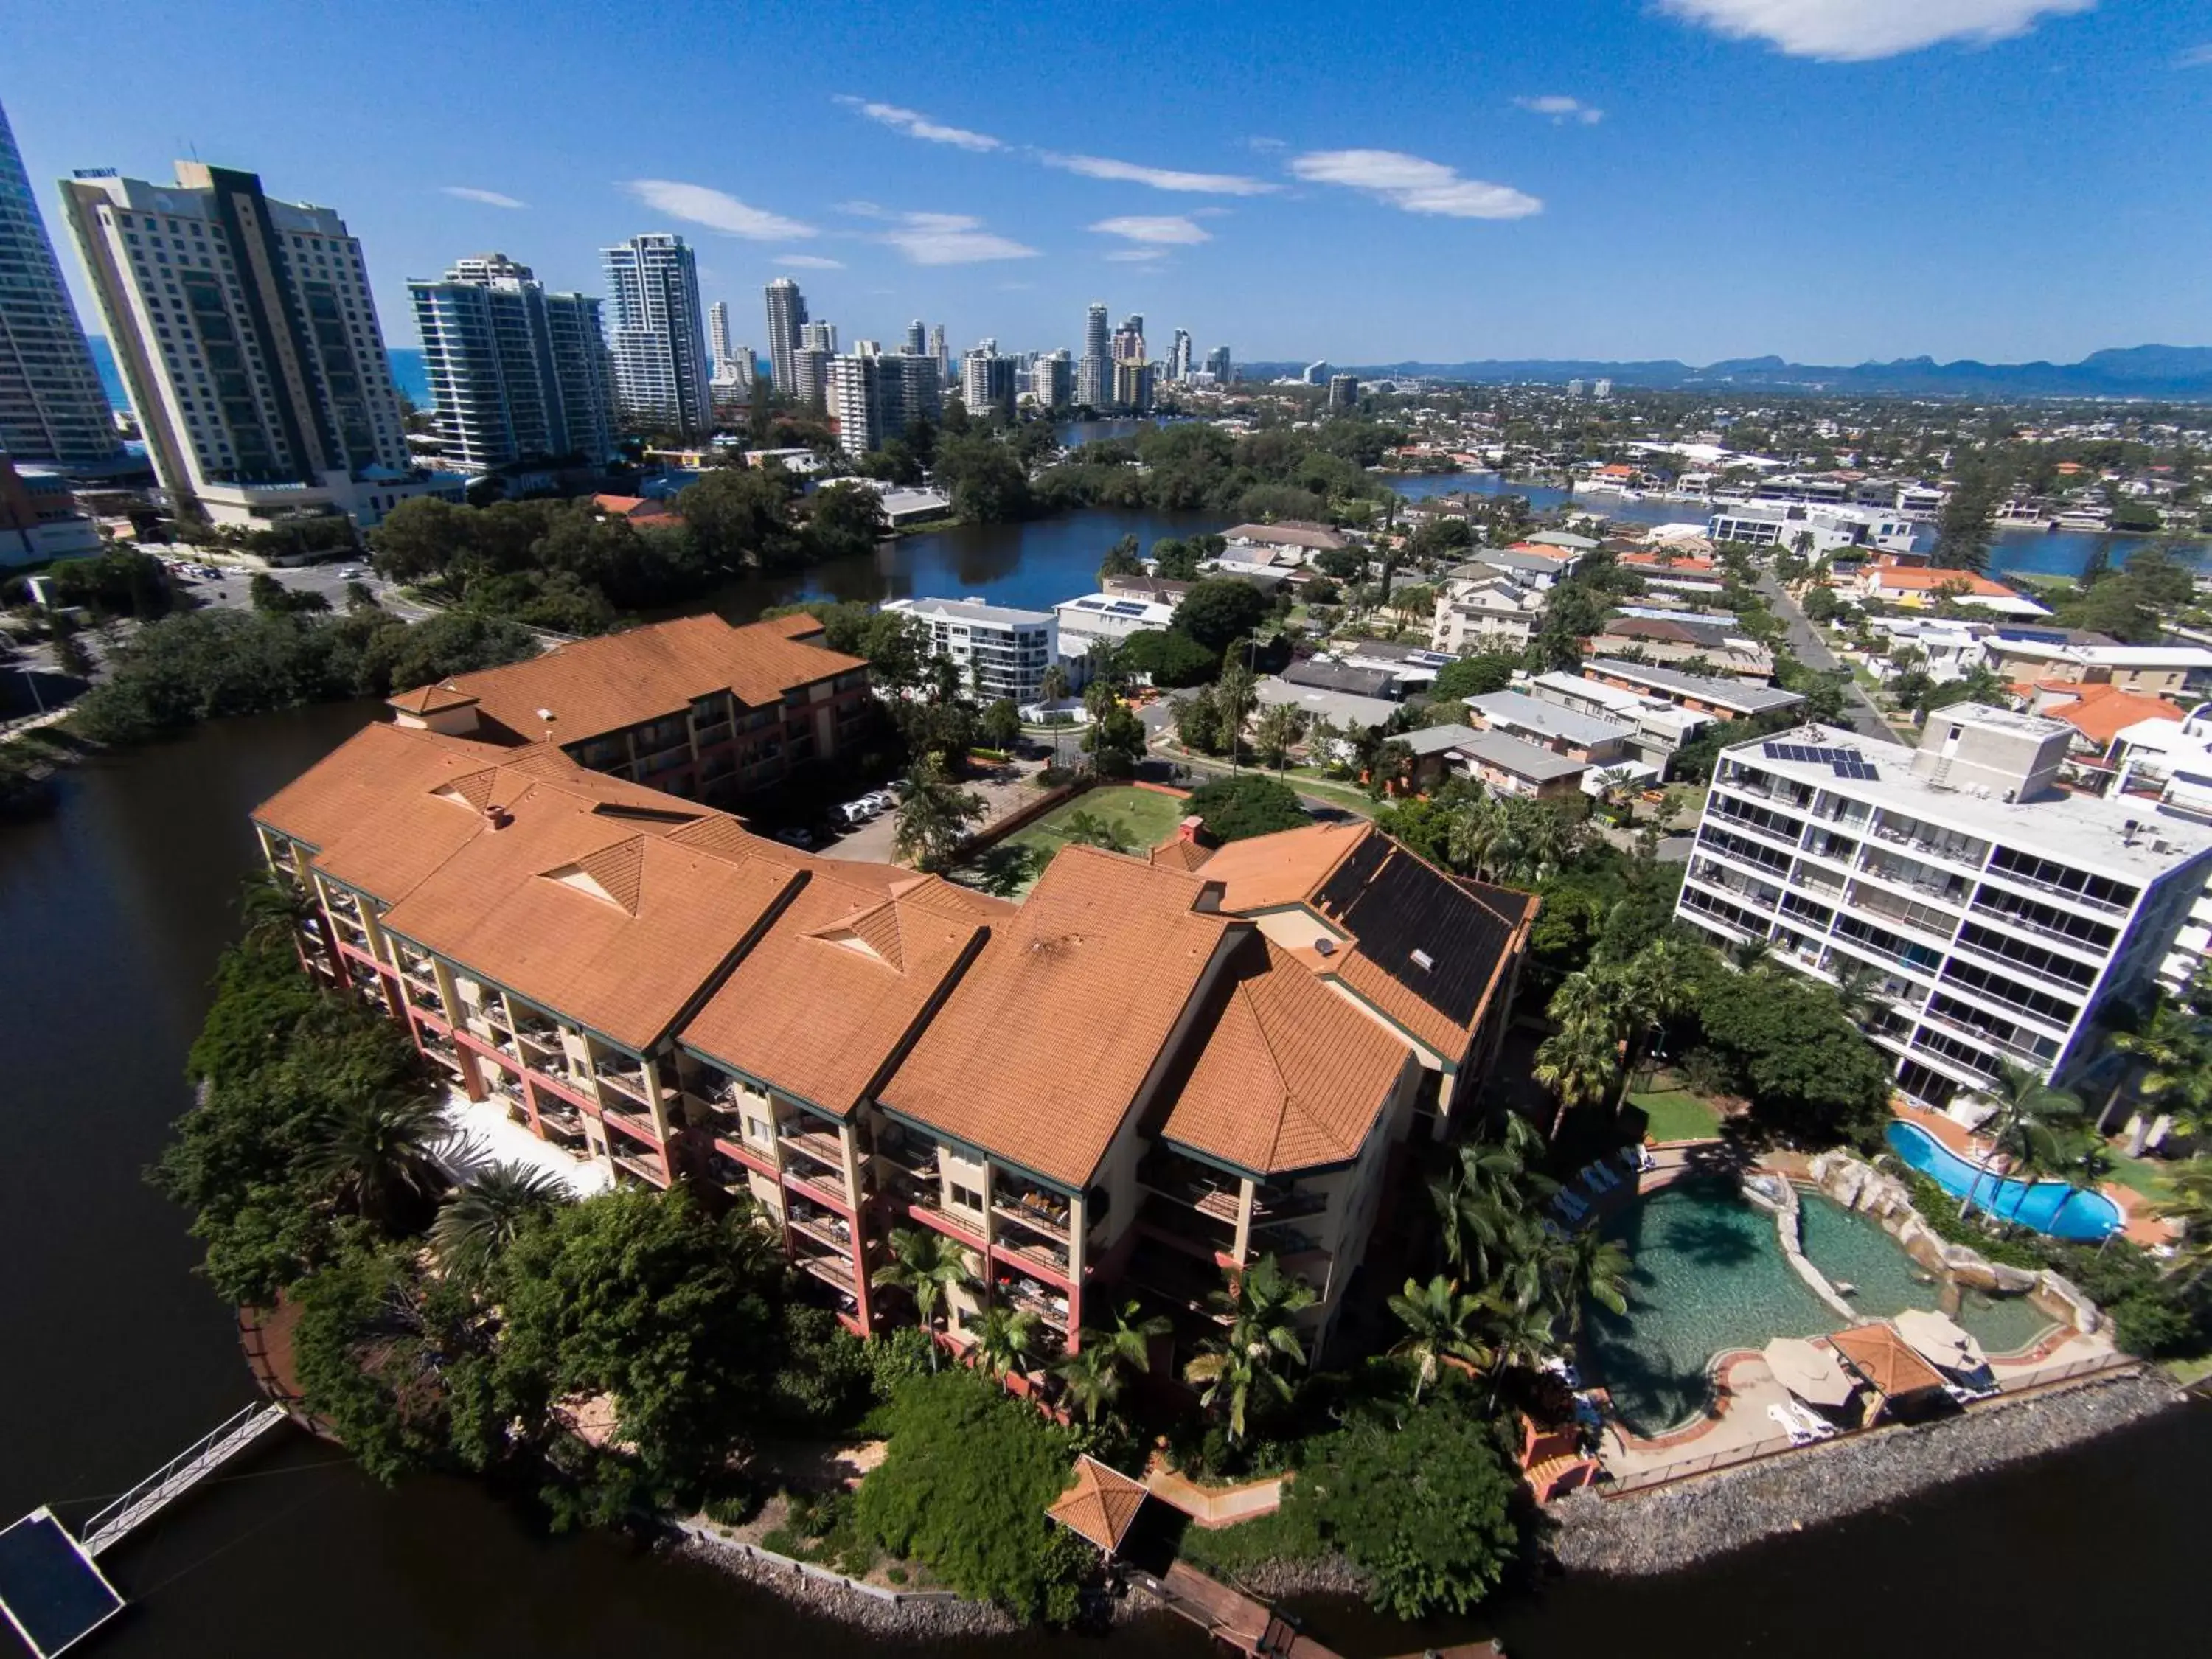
[891,755,987,872]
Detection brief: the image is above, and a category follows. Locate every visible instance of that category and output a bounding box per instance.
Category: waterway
[2,704,2206,1658]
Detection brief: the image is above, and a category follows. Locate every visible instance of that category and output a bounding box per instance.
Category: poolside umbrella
[1893,1309,1989,1375]
[1761,1336,1856,1408]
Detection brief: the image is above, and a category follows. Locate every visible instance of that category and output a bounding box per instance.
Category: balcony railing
[611,1149,669,1187]
[992,1188,1071,1242]
[997,1276,1071,1330]
[798,1250,857,1295]
[1916,1006,2055,1069]
[787,1205,855,1253]
[1948,933,2096,993]
[779,1124,848,1173]
[998,1232,1071,1279]
[1251,1184,1329,1224]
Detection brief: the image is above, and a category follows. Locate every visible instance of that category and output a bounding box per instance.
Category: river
[1,703,2206,1657]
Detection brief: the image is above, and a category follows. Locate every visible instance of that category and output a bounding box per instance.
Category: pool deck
[1582,1138,2125,1492]
[1893,1103,2175,1249]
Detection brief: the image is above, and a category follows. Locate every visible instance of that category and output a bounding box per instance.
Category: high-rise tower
[0,99,119,465]
[409,252,611,473]
[708,300,735,378]
[601,233,710,434]
[763,276,807,397]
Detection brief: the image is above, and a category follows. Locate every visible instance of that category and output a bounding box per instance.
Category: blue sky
[6,0,2209,366]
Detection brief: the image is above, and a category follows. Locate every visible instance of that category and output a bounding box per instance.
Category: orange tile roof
[1829,1322,1946,1396]
[878,847,1235,1189]
[1158,938,1408,1175]
[1192,822,1537,1062]
[387,684,482,716]
[2034,682,2186,746]
[420,614,866,745]
[1046,1456,1150,1554]
[373,780,804,1050]
[681,873,1009,1118]
[590,493,670,518]
[1148,833,1214,873]
[253,723,518,854]
[1865,560,2019,598]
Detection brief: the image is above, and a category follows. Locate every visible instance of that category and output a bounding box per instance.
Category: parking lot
[814,755,1048,866]
[144,547,435,622]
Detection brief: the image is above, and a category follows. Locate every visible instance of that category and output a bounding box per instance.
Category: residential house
[1587,613,1775,679]
[1446,729,1590,800]
[1580,657,1806,722]
[1282,658,1402,701]
[1851,559,2051,618]
[1430,572,1546,654]
[1981,637,2212,699]
[1528,670,1712,776]
[1222,521,1349,563]
[1463,689,1635,764]
[1251,676,1399,734]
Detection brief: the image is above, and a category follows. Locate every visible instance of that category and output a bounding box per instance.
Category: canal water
[3,702,2206,1657]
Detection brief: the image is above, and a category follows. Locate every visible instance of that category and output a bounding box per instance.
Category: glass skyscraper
[0,98,119,466]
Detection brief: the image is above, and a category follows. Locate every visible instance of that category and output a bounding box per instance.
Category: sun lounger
[1784,1401,1837,1440]
[1551,1190,1588,1222]
[1593,1160,1622,1191]
[1766,1403,1817,1447]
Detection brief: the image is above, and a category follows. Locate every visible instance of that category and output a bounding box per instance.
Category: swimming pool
[1884,1120,2121,1242]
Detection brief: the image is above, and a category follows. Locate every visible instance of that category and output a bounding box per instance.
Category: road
[1754,571,1891,742]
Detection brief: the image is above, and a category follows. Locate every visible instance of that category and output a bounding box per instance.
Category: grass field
[1624,1088,1725,1143]
[968,785,1192,896]
[2103,1150,2179,1203]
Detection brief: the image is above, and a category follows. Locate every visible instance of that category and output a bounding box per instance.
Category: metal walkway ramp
[77,1402,291,1558]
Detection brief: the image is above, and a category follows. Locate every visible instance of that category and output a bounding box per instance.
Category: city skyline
[4,2,2208,371]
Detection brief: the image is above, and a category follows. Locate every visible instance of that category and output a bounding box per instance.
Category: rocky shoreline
[1549,1370,2183,1576]
[672,1528,1024,1640]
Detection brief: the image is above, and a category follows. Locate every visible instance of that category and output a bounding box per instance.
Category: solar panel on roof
[1832,757,1878,779]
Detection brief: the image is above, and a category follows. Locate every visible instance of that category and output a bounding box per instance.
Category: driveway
[1754,572,1890,742]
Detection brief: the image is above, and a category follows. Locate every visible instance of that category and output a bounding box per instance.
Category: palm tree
[1040,662,1071,703]
[1543,1231,1633,1343]
[1054,1341,1124,1425]
[1827,959,1887,1026]
[2153,1158,2212,1287]
[2107,1003,2212,1147]
[1213,663,1258,768]
[891,754,987,873]
[1060,808,1131,854]
[969,1304,1043,1380]
[2040,1124,2114,1236]
[1054,1298,1172,1422]
[1618,939,1694,1091]
[239,871,312,950]
[1252,703,1306,774]
[307,1088,451,1228]
[1386,1275,1492,1402]
[1960,1062,2084,1223]
[1183,1255,1315,1444]
[1534,1024,1618,1130]
[430,1160,566,1279]
[870,1225,973,1369]
[1477,1287,1562,1382]
[1728,935,1773,973]
[1446,796,1509,883]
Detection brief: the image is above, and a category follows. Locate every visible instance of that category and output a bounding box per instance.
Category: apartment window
[745,1114,771,1143]
[949,1182,984,1214]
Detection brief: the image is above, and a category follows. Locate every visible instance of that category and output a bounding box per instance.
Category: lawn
[967,785,1192,896]
[1624,1088,1725,1143]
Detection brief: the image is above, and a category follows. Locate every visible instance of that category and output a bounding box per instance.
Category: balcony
[1251,1183,1329,1225]
[787,1201,855,1254]
[1949,931,2096,994]
[593,1057,654,1102]
[600,1099,663,1147]
[1916,1006,2055,1070]
[779,1122,848,1172]
[997,1231,1072,1280]
[1138,1151,1244,1222]
[797,1249,858,1296]
[611,1148,669,1187]
[996,1273,1071,1331]
[992,1183,1072,1244]
[692,720,733,748]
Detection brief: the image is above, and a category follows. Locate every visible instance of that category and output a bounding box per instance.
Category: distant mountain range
[1240,345,2212,401]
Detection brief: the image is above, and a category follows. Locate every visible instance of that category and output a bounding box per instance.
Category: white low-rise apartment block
[1708,501,1916,555]
[1677,704,2212,1108]
[1054,590,1175,658]
[1528,671,1712,777]
[884,597,1060,703]
[1431,573,1545,653]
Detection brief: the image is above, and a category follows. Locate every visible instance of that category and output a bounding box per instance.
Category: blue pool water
[1885,1121,2120,1241]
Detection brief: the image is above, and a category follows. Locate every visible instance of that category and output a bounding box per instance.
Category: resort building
[1581,657,1805,723]
[252,726,1534,1367]
[1675,705,2212,1107]
[883,596,1058,703]
[1705,501,1916,555]
[408,254,612,474]
[1054,590,1175,659]
[384,612,872,806]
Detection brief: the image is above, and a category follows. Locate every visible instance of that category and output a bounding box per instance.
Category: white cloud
[1089,215,1211,246]
[877,212,1038,265]
[1244,136,1288,152]
[833,96,1001,152]
[442,186,527,209]
[1658,1,2096,62]
[1287,150,1542,220]
[2178,44,2212,67]
[1040,152,1278,195]
[1514,95,1604,125]
[1105,248,1169,262]
[777,254,846,269]
[622,180,815,240]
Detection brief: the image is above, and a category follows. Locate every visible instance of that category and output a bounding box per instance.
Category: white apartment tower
[708,299,734,377]
[904,319,925,355]
[826,349,880,458]
[1030,348,1071,412]
[1,99,119,466]
[961,346,1015,422]
[763,276,806,397]
[60,161,421,526]
[1677,706,2212,1108]
[1077,300,1110,408]
[1206,344,1231,381]
[600,233,710,434]
[408,253,611,473]
[884,597,1058,703]
[1169,328,1192,382]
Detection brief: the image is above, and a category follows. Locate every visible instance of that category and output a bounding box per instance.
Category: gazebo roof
[1829,1322,1947,1397]
[1046,1455,1150,1554]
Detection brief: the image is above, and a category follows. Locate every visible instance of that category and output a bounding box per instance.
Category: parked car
[862,790,898,815]
[772,827,814,849]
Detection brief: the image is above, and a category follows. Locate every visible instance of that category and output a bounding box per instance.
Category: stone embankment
[1550,1370,2182,1576]
[674,1523,1020,1639]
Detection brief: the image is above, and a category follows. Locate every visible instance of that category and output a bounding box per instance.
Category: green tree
[676,466,796,568]
[1252,702,1307,772]
[1173,691,1225,753]
[980,697,1021,751]
[1284,1394,1522,1621]
[305,1088,451,1231]
[1096,534,1144,580]
[969,1304,1044,1380]
[871,1224,974,1368]
[431,1160,567,1281]
[804,480,891,560]
[1386,1276,1492,1402]
[1054,1301,1170,1425]
[854,1370,1080,1618]
[1430,652,1517,701]
[292,1245,467,1484]
[1186,773,1307,841]
[1060,808,1132,853]
[1080,703,1147,778]
[1211,661,1258,757]
[891,754,987,872]
[1118,627,1220,688]
[1183,1256,1315,1444]
[1172,577,1269,655]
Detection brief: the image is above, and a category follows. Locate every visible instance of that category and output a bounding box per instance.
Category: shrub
[1186,773,1307,842]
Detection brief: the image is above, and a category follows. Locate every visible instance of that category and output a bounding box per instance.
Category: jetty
[0,1402,292,1657]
